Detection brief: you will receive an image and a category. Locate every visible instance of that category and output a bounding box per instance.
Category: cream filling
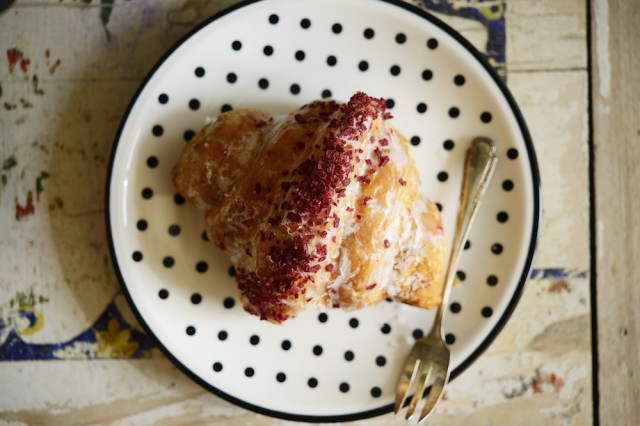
[323,115,418,303]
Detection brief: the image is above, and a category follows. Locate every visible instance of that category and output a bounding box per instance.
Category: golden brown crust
[172,93,446,322]
[172,109,273,209]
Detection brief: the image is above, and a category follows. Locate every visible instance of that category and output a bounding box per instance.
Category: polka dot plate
[106,0,540,422]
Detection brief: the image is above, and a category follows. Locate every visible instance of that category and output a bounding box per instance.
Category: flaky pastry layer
[172,93,446,322]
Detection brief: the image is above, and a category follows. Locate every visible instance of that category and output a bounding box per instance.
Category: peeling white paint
[597,219,605,260]
[594,0,611,99]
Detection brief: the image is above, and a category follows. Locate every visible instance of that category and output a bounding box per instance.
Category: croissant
[172,92,446,323]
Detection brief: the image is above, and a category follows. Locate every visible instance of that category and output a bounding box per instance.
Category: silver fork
[394,136,498,422]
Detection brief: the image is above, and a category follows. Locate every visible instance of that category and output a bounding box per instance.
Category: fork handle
[434,137,498,334]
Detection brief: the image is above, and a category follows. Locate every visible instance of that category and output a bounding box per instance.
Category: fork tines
[394,353,450,422]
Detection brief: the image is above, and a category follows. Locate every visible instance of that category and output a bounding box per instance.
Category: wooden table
[0,1,637,424]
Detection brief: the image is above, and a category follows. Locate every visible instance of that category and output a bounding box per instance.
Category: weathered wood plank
[0,0,594,424]
[507,0,587,72]
[592,0,640,424]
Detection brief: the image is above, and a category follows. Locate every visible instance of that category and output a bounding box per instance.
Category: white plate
[106,0,540,421]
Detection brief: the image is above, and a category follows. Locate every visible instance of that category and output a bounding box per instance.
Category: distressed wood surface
[591,0,640,424]
[0,1,595,425]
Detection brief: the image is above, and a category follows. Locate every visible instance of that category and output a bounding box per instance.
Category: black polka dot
[226,73,237,83]
[308,377,318,388]
[223,297,235,309]
[186,326,196,336]
[158,93,169,104]
[195,261,208,273]
[435,202,443,212]
[162,256,174,268]
[326,55,337,66]
[344,350,355,361]
[443,139,455,150]
[385,98,395,109]
[381,323,391,334]
[412,329,424,339]
[221,104,233,113]
[174,193,185,205]
[201,230,209,242]
[410,136,421,146]
[228,266,236,276]
[507,148,519,159]
[295,50,305,61]
[158,289,169,299]
[339,382,350,393]
[482,307,493,318]
[332,23,342,34]
[450,302,461,313]
[375,355,386,366]
[268,14,279,24]
[146,156,158,168]
[189,99,200,110]
[454,74,466,86]
[456,270,466,281]
[318,312,328,323]
[313,345,323,356]
[487,275,499,286]
[218,330,227,340]
[417,102,427,113]
[502,179,514,191]
[395,33,407,44]
[491,243,504,254]
[195,66,205,77]
[449,107,460,118]
[212,362,223,372]
[141,187,153,199]
[427,38,439,49]
[358,60,369,71]
[497,211,509,223]
[437,171,449,182]
[276,372,286,383]
[231,40,242,51]
[481,112,493,123]
[290,84,301,95]
[464,240,471,250]
[249,335,260,345]
[258,78,269,89]
[422,69,433,80]
[136,219,148,231]
[371,387,382,398]
[363,28,375,39]
[321,89,332,99]
[263,45,274,56]
[168,224,180,236]
[132,251,143,262]
[390,65,401,76]
[244,367,254,377]
[183,130,195,142]
[349,318,359,328]
[300,18,311,29]
[445,333,456,344]
[281,340,292,350]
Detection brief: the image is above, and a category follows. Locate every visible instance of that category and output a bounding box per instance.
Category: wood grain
[591,0,640,424]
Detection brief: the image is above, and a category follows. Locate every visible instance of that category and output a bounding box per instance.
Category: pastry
[172,92,446,323]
